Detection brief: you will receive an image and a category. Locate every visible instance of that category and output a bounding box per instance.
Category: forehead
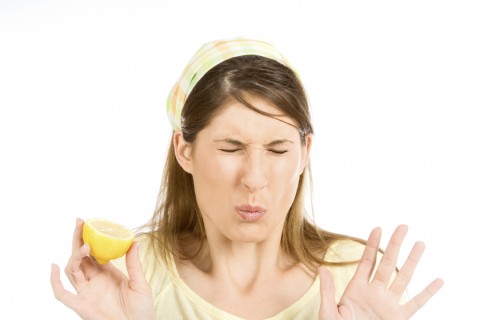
[202,96,300,142]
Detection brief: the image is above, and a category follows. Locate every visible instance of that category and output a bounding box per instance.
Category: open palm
[318,225,443,320]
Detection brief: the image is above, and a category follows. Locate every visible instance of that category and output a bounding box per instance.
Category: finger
[51,263,80,311]
[351,227,382,282]
[373,224,408,286]
[80,253,100,280]
[402,278,444,318]
[389,241,425,295]
[71,218,84,253]
[126,242,150,293]
[65,243,91,291]
[318,267,338,319]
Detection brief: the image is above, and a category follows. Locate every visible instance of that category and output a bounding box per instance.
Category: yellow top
[113,237,401,319]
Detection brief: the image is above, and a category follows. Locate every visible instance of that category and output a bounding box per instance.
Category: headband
[166,37,297,130]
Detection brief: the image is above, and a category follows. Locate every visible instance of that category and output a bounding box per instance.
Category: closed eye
[219,148,242,153]
[267,149,288,154]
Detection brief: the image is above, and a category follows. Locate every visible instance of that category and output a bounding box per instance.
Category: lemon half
[82,219,134,264]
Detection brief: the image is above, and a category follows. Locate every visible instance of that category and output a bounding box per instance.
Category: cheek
[269,156,304,205]
[195,156,238,185]
[270,155,303,183]
[191,153,240,210]
[190,155,242,227]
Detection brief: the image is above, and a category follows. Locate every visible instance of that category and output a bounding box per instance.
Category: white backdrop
[1,0,479,319]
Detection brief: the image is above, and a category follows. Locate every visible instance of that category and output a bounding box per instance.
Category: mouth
[235,204,267,222]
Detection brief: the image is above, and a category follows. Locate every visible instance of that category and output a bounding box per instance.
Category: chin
[235,235,265,243]
[231,226,270,243]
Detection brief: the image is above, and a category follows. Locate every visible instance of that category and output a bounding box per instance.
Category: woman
[51,38,443,319]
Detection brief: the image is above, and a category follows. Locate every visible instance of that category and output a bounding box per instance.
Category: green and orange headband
[166,37,297,130]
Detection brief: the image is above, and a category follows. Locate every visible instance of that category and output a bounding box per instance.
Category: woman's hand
[318,225,443,320]
[50,219,155,320]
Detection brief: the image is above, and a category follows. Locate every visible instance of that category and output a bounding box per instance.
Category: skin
[50,94,443,319]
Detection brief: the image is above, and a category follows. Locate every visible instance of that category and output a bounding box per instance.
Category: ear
[300,133,312,173]
[173,130,193,174]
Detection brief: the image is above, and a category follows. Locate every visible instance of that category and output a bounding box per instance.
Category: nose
[240,149,268,192]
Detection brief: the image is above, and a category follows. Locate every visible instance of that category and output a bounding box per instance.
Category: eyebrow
[213,138,294,147]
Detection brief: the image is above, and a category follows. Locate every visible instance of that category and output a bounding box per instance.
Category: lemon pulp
[82,219,134,264]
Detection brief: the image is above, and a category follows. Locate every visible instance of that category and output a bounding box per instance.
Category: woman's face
[175,95,311,244]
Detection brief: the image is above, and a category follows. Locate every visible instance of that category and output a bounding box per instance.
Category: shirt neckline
[169,254,320,320]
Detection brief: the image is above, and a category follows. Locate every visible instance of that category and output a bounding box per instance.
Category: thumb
[318,266,338,319]
[125,242,150,293]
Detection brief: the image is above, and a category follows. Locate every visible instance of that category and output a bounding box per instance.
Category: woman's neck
[183,228,293,293]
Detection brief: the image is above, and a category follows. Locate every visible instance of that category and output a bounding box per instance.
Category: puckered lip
[235,204,267,213]
[235,204,267,222]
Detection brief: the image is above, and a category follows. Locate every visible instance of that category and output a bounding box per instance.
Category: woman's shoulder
[324,238,366,263]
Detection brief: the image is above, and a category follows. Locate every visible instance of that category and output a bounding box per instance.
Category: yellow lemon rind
[82,219,134,264]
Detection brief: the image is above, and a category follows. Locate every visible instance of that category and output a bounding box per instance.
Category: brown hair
[144,55,361,271]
